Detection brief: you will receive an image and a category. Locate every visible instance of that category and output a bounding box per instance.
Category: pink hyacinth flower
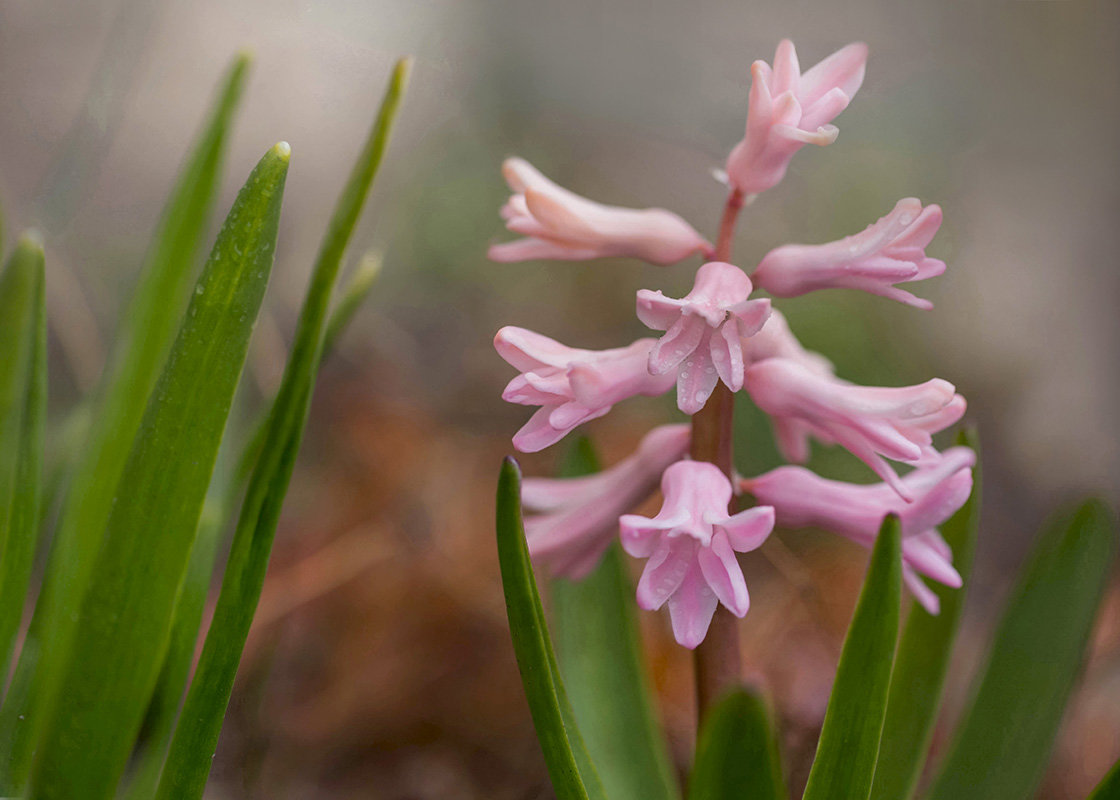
[522,424,690,579]
[745,358,966,500]
[726,40,868,196]
[743,446,975,614]
[619,461,775,648]
[753,198,946,309]
[637,261,772,414]
[743,308,834,377]
[488,157,711,266]
[495,327,677,453]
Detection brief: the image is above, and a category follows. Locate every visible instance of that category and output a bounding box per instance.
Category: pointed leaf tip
[17,229,44,251]
[393,56,414,84]
[273,141,291,161]
[803,513,901,800]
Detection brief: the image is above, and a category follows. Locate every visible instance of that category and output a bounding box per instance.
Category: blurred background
[2,0,1119,797]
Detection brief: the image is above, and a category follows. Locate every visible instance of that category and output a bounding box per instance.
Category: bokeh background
[2,0,1119,797]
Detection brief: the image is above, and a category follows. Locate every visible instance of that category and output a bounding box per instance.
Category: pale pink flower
[744,358,966,500]
[742,308,834,376]
[619,461,774,648]
[742,446,975,613]
[753,198,945,309]
[522,424,690,579]
[495,327,677,453]
[637,261,771,414]
[726,40,868,196]
[488,157,711,265]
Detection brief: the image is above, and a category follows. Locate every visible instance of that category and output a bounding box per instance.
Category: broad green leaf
[550,437,680,800]
[28,142,290,800]
[155,59,410,800]
[0,235,46,686]
[495,457,607,800]
[803,516,902,800]
[0,55,249,792]
[1088,759,1120,800]
[869,429,981,800]
[119,481,232,800]
[926,499,1118,800]
[687,689,785,800]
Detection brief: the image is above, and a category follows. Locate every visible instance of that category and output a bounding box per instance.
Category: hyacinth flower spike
[743,446,975,613]
[496,326,676,453]
[745,358,966,500]
[619,461,775,648]
[489,157,711,265]
[637,261,772,414]
[522,424,690,579]
[726,39,868,196]
[753,198,946,309]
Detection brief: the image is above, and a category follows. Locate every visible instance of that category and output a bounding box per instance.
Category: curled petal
[523,425,690,578]
[746,358,965,497]
[491,157,710,265]
[666,561,720,649]
[497,331,677,452]
[638,262,770,414]
[697,531,750,617]
[636,536,696,610]
[753,198,946,308]
[621,461,773,647]
[726,40,868,195]
[743,448,974,611]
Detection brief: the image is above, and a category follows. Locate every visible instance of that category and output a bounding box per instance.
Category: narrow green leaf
[0,234,46,686]
[551,438,680,800]
[28,142,290,800]
[1088,759,1120,800]
[803,516,902,800]
[869,429,981,800]
[0,56,250,792]
[155,59,410,800]
[495,457,607,800]
[322,249,381,353]
[687,689,786,800]
[926,499,1118,800]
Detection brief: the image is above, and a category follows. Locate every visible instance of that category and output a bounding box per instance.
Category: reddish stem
[713,188,745,262]
[690,382,739,722]
[690,186,746,723]
[685,183,748,721]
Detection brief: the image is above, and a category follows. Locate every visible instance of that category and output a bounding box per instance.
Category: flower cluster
[492,39,972,648]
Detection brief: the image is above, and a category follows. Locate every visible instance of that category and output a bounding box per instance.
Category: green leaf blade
[550,438,679,800]
[803,515,902,800]
[0,235,47,686]
[870,429,981,800]
[0,56,250,792]
[154,59,410,800]
[495,457,607,800]
[688,689,785,800]
[926,498,1118,800]
[28,142,290,800]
